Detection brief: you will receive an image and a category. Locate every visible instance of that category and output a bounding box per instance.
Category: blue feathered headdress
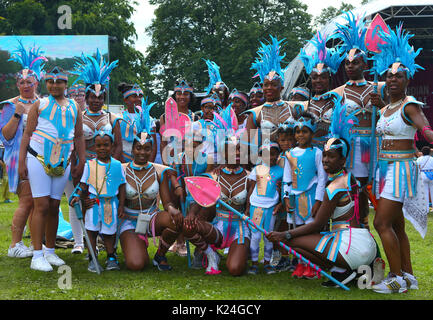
[325,95,359,158]
[250,36,287,85]
[72,49,118,97]
[331,11,368,62]
[370,23,423,79]
[299,31,344,75]
[203,59,228,94]
[8,40,47,81]
[136,97,156,135]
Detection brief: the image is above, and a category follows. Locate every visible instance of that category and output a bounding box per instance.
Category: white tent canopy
[282,0,433,98]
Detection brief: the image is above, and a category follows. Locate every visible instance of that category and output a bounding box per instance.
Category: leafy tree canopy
[145,0,313,112]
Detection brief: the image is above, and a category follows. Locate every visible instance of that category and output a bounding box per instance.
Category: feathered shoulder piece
[72,49,118,96]
[250,35,287,84]
[331,11,368,62]
[370,23,423,79]
[8,40,47,81]
[203,59,227,94]
[299,31,344,75]
[325,95,359,157]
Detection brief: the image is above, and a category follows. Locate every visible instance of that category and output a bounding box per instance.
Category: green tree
[145,0,312,112]
[313,2,356,32]
[0,0,153,106]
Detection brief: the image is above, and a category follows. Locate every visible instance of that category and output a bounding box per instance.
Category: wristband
[13,113,22,119]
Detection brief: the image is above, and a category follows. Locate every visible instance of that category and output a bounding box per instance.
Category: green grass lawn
[1,194,433,300]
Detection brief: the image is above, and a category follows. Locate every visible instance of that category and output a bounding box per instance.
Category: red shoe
[291,263,305,278]
[303,265,318,280]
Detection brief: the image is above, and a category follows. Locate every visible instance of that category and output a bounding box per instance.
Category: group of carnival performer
[1,9,432,296]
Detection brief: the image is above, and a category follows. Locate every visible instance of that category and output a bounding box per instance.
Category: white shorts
[375,162,407,203]
[84,201,118,235]
[339,228,377,270]
[27,153,71,200]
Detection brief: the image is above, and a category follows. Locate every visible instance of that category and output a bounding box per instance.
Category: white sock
[204,246,213,255]
[45,247,55,255]
[32,250,43,260]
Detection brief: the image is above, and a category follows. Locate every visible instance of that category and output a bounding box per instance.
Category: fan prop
[184,176,350,291]
[160,97,192,140]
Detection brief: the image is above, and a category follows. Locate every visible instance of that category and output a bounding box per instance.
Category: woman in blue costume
[266,97,380,288]
[71,50,122,163]
[1,41,46,258]
[329,12,388,229]
[18,66,86,272]
[246,36,295,148]
[295,31,345,149]
[116,83,157,163]
[371,24,433,294]
[118,129,183,271]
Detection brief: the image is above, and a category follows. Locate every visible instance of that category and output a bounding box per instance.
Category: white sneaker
[44,253,65,267]
[403,272,419,290]
[8,241,33,258]
[371,257,386,285]
[205,249,221,275]
[30,256,53,272]
[372,274,408,294]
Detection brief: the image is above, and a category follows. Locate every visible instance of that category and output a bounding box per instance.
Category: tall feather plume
[331,11,368,56]
[250,35,287,84]
[299,31,344,74]
[136,97,156,135]
[204,59,223,94]
[72,49,118,86]
[8,39,47,80]
[370,22,424,78]
[328,95,359,145]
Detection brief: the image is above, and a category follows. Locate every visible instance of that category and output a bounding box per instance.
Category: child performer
[282,112,327,279]
[70,130,126,273]
[247,139,284,275]
[271,119,297,270]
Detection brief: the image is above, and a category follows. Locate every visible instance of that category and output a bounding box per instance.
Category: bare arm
[1,100,25,141]
[112,120,123,161]
[71,109,86,182]
[405,103,433,144]
[18,102,40,180]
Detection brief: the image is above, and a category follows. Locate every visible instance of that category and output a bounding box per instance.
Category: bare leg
[45,199,61,249]
[120,230,149,271]
[358,177,370,229]
[373,198,404,276]
[30,196,51,251]
[227,239,250,276]
[10,181,33,247]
